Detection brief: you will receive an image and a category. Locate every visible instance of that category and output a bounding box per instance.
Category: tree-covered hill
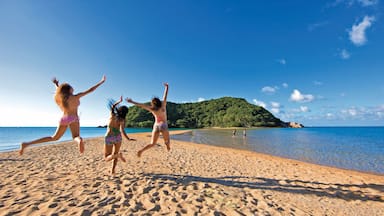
[125,97,285,128]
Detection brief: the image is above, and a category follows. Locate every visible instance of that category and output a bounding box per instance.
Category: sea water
[172,127,384,175]
[0,127,151,152]
[1,126,383,174]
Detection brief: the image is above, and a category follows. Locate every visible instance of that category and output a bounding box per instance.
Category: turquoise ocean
[0,127,151,152]
[171,127,384,175]
[1,126,383,175]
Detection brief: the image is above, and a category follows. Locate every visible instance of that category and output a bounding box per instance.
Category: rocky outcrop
[281,122,304,128]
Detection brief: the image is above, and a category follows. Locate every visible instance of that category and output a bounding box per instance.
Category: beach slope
[0,131,383,215]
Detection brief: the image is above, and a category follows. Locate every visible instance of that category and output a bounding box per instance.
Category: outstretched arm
[125,98,152,112]
[52,77,59,88]
[76,75,106,98]
[120,121,136,141]
[111,96,122,110]
[162,83,169,105]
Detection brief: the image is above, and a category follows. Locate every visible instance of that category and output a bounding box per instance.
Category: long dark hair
[151,97,162,111]
[108,99,128,120]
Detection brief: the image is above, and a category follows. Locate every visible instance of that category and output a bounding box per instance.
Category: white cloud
[277,59,286,65]
[348,108,358,116]
[339,105,384,120]
[270,102,281,114]
[290,106,310,113]
[282,104,384,125]
[271,101,280,108]
[290,89,315,103]
[326,113,334,119]
[348,16,375,46]
[271,108,280,114]
[253,99,266,108]
[313,81,323,86]
[358,0,379,6]
[271,101,281,114]
[327,0,378,7]
[261,86,278,94]
[282,83,289,88]
[340,49,351,59]
[300,106,310,112]
[182,97,206,103]
[374,105,384,117]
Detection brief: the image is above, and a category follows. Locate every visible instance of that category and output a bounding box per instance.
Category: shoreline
[2,128,383,176]
[177,137,384,177]
[172,129,384,176]
[0,131,383,215]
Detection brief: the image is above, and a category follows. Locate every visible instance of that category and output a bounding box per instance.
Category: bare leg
[19,125,67,155]
[119,153,126,162]
[114,142,126,162]
[112,157,118,174]
[69,121,84,154]
[162,129,171,151]
[105,146,118,174]
[137,129,159,157]
[137,144,156,157]
[105,154,116,161]
[104,143,114,161]
[74,137,84,154]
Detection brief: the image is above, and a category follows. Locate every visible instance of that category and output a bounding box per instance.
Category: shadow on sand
[0,158,31,162]
[145,173,383,202]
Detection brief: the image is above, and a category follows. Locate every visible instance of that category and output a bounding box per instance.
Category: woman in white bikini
[126,83,170,157]
[19,75,106,155]
[104,96,136,174]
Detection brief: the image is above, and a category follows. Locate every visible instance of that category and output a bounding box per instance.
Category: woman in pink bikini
[126,83,170,157]
[104,96,136,174]
[19,75,106,155]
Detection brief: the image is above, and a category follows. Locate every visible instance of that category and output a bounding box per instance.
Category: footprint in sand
[48,202,58,208]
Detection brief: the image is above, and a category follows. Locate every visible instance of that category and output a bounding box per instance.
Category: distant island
[124,97,303,128]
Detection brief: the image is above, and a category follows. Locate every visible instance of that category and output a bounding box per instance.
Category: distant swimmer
[232,129,237,137]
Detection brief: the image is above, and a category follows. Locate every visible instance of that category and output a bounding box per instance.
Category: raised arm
[76,75,106,98]
[110,96,123,113]
[125,98,152,112]
[162,83,169,105]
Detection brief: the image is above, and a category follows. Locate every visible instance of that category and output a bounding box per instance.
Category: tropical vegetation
[125,97,284,128]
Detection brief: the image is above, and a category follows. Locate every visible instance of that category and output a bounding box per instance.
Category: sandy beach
[0,130,383,216]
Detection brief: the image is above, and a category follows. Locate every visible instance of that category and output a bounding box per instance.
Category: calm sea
[1,127,383,175]
[172,127,384,175]
[0,127,152,153]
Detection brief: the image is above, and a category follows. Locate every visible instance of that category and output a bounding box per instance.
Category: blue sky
[0,0,383,127]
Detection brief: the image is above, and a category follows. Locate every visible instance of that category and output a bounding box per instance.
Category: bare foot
[79,138,84,154]
[19,143,27,156]
[119,153,126,162]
